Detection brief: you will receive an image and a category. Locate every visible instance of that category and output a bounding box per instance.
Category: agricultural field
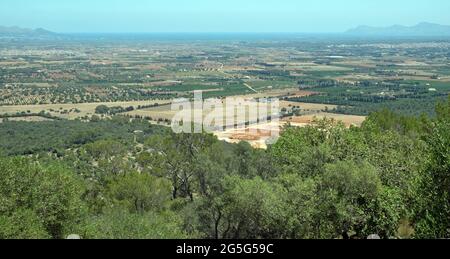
[0,100,171,119]
[1,36,449,137]
[283,113,367,128]
[124,99,280,128]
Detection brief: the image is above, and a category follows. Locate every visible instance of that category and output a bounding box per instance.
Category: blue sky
[1,0,449,33]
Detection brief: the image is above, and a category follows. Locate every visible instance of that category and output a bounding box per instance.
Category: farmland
[0,100,171,120]
[1,35,449,144]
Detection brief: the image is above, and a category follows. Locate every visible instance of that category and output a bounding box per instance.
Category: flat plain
[1,36,449,146]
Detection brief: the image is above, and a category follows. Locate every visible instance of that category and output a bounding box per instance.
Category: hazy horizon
[1,0,450,33]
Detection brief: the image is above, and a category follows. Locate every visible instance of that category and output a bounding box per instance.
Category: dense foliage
[290,84,448,116]
[0,116,168,156]
[0,96,449,239]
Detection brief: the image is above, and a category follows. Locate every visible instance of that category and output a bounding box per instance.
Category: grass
[0,100,172,120]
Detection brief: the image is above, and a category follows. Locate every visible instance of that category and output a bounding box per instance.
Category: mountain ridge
[0,26,54,36]
[346,22,450,37]
[2,23,450,37]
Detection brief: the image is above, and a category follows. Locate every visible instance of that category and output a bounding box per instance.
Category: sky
[1,0,450,33]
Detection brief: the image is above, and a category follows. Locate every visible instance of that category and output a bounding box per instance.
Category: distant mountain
[345,22,450,37]
[0,26,54,36]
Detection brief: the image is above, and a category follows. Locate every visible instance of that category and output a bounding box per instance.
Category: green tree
[82,208,189,239]
[0,157,85,239]
[82,139,131,178]
[138,133,216,200]
[0,209,50,239]
[107,172,172,213]
[95,105,110,115]
[191,176,287,239]
[318,161,395,239]
[414,96,450,238]
[270,120,335,177]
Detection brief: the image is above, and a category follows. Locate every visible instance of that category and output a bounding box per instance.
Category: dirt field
[214,121,281,149]
[0,100,171,120]
[234,88,317,99]
[283,113,366,127]
[125,104,176,121]
[280,101,337,111]
[214,112,366,149]
[125,100,279,128]
[0,116,54,123]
